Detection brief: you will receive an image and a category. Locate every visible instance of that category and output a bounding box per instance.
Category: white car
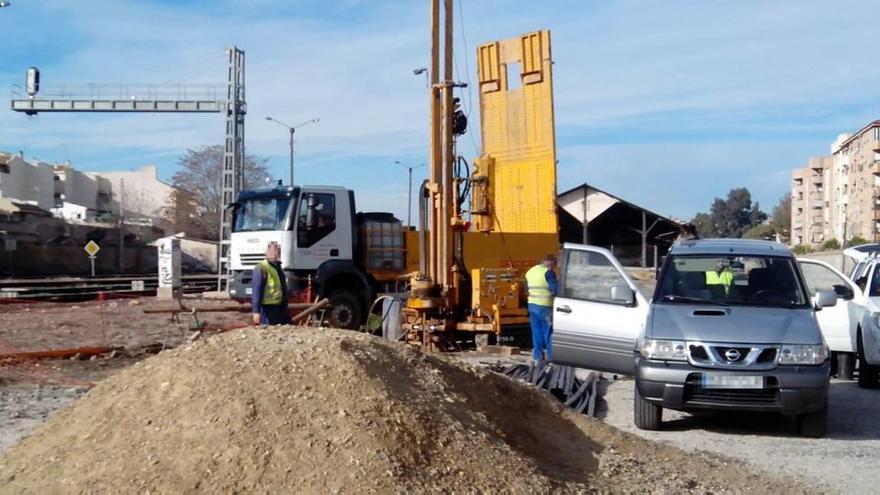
[845,256,880,388]
[797,258,864,380]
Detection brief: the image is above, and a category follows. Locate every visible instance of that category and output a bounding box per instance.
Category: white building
[93,165,175,223]
[0,152,56,210]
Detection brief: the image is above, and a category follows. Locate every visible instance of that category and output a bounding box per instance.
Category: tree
[849,235,870,246]
[770,194,791,243]
[692,212,714,238]
[822,238,840,250]
[690,187,767,238]
[742,224,776,240]
[163,145,272,240]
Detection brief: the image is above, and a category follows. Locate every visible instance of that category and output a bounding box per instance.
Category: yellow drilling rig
[402,0,560,350]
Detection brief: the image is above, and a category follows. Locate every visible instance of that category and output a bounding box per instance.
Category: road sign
[4,239,16,251]
[84,240,100,257]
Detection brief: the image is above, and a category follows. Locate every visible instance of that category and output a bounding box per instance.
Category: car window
[799,262,847,297]
[656,255,808,307]
[870,264,880,297]
[562,250,629,304]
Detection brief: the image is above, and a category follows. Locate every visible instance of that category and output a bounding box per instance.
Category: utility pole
[118,178,125,274]
[395,161,426,227]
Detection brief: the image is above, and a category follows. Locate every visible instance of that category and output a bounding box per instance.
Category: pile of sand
[0,327,804,493]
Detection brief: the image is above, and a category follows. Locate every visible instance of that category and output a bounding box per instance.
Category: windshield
[655,255,809,308]
[232,197,293,232]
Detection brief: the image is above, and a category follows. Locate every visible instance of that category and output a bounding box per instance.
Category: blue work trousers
[528,303,553,364]
[259,304,290,325]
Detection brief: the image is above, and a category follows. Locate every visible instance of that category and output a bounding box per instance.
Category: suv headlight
[777,344,828,365]
[640,338,687,361]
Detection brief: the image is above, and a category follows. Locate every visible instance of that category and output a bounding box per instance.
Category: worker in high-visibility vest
[251,241,290,325]
[705,260,734,295]
[525,254,558,367]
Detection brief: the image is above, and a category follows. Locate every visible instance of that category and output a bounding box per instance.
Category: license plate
[701,374,764,389]
[245,288,253,295]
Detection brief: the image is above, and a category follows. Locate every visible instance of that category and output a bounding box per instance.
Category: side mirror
[815,290,838,310]
[610,284,635,305]
[832,284,855,300]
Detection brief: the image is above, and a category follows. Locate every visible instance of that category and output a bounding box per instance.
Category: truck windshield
[655,255,808,308]
[232,197,292,232]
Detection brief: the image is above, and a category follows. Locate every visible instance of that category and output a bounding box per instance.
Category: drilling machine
[403,0,560,350]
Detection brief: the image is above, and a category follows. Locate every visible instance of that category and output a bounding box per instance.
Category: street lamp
[413,67,428,88]
[265,116,320,186]
[0,2,11,7]
[395,161,427,227]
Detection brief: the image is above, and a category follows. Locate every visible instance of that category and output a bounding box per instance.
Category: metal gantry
[10,47,247,291]
[218,47,246,290]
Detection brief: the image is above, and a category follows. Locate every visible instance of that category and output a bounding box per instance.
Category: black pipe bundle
[494,364,604,417]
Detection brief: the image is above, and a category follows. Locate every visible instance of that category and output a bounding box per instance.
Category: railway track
[0,274,218,302]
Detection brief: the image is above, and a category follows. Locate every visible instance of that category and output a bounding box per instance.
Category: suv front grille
[684,376,780,406]
[687,342,779,370]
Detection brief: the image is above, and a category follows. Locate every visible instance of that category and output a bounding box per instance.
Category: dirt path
[0,327,810,494]
[603,377,880,494]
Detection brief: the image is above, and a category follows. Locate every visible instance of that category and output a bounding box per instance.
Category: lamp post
[265,116,320,186]
[413,67,428,88]
[395,161,426,227]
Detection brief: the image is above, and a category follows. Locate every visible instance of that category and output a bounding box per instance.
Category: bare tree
[163,145,271,240]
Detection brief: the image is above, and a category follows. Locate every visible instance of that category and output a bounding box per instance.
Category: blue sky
[2,0,879,221]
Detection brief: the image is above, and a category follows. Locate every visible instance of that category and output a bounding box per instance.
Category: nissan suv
[551,239,835,437]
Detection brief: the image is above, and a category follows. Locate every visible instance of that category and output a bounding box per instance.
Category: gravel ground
[603,377,880,494]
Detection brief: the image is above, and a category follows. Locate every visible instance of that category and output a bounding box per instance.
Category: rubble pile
[0,327,804,493]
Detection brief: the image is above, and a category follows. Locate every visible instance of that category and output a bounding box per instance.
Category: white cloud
[1,0,879,219]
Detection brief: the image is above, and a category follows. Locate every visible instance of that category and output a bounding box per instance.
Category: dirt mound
[0,327,807,493]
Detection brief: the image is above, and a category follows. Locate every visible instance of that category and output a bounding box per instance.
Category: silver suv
[552,239,835,437]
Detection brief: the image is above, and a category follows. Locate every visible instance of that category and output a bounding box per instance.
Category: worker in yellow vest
[525,254,558,368]
[251,241,290,325]
[705,260,734,295]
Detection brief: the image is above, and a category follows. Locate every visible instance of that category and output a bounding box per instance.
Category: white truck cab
[228,185,394,329]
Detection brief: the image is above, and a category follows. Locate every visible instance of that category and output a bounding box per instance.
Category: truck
[228,184,412,329]
[228,25,562,347]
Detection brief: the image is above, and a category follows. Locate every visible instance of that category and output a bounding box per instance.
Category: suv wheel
[633,384,662,430]
[857,329,880,389]
[796,404,828,438]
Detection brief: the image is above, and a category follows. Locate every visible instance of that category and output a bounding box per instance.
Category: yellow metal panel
[474,30,557,234]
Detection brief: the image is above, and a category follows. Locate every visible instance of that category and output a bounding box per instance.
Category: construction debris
[0,327,807,493]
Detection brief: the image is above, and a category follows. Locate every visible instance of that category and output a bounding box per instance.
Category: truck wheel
[633,384,662,431]
[327,290,363,330]
[837,352,855,380]
[796,404,828,438]
[857,329,880,389]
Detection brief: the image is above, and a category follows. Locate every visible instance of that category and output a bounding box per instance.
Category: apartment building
[791,121,880,248]
[0,152,56,210]
[833,121,880,243]
[791,156,833,247]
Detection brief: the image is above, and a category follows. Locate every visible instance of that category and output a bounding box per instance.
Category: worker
[251,241,290,325]
[705,260,734,295]
[525,254,558,368]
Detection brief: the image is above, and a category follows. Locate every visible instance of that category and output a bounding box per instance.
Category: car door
[552,243,649,375]
[798,258,863,353]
